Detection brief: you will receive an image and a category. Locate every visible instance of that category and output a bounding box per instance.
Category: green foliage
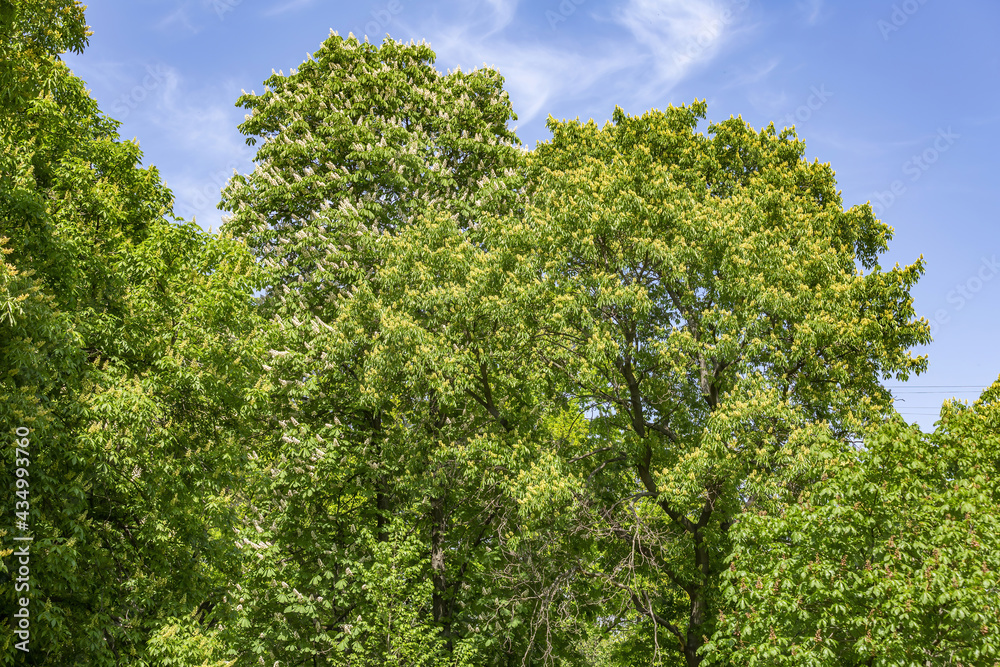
[220,32,561,667]
[217,36,937,666]
[1,46,263,666]
[146,609,236,667]
[486,102,931,665]
[711,379,1000,665]
[0,0,90,112]
[3,11,995,667]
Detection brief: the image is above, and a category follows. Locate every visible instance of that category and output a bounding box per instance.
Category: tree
[489,102,930,665]
[711,378,1000,665]
[1,53,262,665]
[219,33,572,666]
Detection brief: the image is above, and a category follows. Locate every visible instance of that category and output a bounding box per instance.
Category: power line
[886,384,989,390]
[890,390,981,394]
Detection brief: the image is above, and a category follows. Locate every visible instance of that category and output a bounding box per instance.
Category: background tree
[1,52,262,666]
[711,377,1000,665]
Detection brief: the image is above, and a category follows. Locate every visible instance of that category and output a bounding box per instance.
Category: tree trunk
[375,477,389,543]
[430,496,452,651]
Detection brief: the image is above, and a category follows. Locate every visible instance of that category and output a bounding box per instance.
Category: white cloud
[614,0,751,98]
[142,76,254,230]
[802,130,936,160]
[388,0,754,133]
[481,0,519,35]
[421,21,633,126]
[721,57,780,91]
[384,2,632,128]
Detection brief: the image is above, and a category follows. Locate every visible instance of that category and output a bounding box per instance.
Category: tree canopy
[473,100,930,666]
[1,33,261,667]
[2,17,998,667]
[715,381,1000,665]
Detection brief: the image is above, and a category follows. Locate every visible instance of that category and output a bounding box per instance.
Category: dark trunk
[375,478,389,543]
[430,496,452,651]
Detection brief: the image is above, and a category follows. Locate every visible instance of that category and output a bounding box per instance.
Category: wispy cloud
[145,78,254,229]
[156,2,202,35]
[391,1,632,127]
[801,127,956,163]
[721,57,780,91]
[613,0,748,97]
[392,0,752,132]
[616,0,726,72]
[480,0,519,35]
[423,26,633,125]
[263,0,318,18]
[797,0,824,26]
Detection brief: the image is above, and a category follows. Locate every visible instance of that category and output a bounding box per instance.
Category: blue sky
[63,0,1000,430]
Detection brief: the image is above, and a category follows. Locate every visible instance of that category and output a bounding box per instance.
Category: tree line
[2,2,999,665]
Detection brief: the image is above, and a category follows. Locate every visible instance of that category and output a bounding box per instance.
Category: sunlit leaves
[713,380,1000,665]
[492,101,932,664]
[0,0,89,112]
